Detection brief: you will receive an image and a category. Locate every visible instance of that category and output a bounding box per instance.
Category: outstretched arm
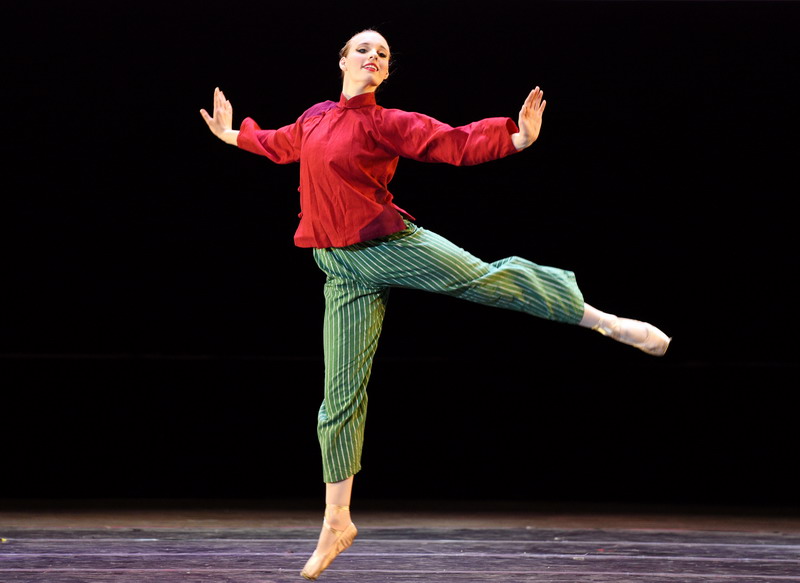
[511,86,547,151]
[200,87,239,145]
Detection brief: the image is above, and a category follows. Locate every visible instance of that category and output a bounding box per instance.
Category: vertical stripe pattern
[311,221,585,483]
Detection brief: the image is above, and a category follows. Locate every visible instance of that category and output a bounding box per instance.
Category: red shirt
[237,92,520,248]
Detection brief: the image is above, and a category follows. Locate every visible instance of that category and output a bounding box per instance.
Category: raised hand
[511,86,547,151]
[200,87,238,144]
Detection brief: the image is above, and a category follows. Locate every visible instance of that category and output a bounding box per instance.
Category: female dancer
[200,28,670,581]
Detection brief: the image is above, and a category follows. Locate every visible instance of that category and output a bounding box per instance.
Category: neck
[341,81,377,100]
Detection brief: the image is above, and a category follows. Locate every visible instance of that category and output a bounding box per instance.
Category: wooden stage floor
[1,499,799,582]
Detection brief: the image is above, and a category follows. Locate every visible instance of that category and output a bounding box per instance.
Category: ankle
[591,314,620,336]
[580,304,617,331]
[324,504,351,529]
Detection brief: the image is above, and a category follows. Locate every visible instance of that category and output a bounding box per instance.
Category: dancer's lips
[363,63,378,72]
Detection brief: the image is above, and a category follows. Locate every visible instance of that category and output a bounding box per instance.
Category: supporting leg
[316,277,388,483]
[302,252,385,580]
[301,476,358,581]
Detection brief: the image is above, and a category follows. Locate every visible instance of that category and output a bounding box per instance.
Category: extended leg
[332,223,586,324]
[579,303,671,356]
[325,223,669,356]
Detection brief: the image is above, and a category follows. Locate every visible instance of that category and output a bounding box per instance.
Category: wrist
[511,132,529,151]
[221,129,240,145]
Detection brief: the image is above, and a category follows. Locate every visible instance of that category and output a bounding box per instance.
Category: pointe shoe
[592,316,671,357]
[300,510,358,581]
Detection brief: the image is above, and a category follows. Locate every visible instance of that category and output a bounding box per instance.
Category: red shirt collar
[338,92,377,109]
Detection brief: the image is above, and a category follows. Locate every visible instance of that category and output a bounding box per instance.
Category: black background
[3,1,798,507]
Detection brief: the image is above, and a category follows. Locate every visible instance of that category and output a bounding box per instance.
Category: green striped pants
[311,221,585,483]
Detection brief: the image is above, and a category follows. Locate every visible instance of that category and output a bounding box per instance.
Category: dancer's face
[339,30,390,93]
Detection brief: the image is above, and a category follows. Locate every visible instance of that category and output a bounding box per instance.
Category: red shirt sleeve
[376,109,520,166]
[236,101,337,164]
[236,117,301,164]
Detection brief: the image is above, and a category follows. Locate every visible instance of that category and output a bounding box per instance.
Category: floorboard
[2,500,799,582]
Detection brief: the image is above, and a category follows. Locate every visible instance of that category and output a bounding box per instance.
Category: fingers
[520,86,545,118]
[528,86,543,108]
[201,87,232,124]
[212,86,232,112]
[215,87,224,108]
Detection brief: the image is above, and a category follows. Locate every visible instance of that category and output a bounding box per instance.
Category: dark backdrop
[3,1,798,507]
